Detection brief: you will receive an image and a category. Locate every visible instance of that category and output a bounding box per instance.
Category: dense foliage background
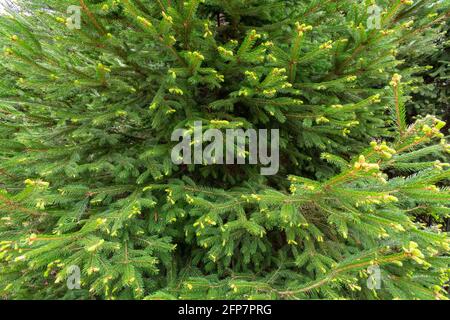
[0,0,449,300]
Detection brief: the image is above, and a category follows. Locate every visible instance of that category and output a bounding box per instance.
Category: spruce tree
[0,0,449,300]
[407,17,449,128]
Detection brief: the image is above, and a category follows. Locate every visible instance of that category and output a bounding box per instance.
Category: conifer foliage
[0,0,449,299]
